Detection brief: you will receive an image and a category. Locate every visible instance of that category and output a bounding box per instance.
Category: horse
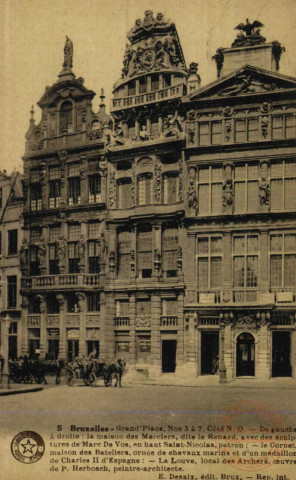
[105,359,126,387]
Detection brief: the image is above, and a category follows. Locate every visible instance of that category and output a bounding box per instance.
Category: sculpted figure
[63,36,73,69]
[222,178,233,206]
[259,176,270,205]
[77,235,86,262]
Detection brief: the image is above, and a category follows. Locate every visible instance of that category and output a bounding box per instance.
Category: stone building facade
[21,13,296,382]
[0,171,23,359]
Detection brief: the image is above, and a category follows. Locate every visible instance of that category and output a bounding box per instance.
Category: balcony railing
[21,274,100,290]
[161,316,178,327]
[114,317,130,327]
[112,84,185,111]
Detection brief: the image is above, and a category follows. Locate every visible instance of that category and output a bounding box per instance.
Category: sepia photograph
[0,0,296,479]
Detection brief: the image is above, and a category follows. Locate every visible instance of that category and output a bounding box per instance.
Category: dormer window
[60,101,73,134]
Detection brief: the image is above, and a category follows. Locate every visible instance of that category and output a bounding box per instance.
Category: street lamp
[0,314,11,389]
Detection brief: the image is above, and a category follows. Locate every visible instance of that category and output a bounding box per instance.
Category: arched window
[60,101,73,134]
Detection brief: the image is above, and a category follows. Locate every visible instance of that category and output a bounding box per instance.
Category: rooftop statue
[63,35,73,69]
[232,19,266,47]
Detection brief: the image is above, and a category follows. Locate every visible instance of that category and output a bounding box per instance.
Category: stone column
[20,296,29,356]
[256,313,270,380]
[80,156,88,204]
[152,224,161,279]
[150,294,161,377]
[183,311,197,376]
[77,293,86,357]
[259,231,269,292]
[39,294,47,360]
[58,294,66,360]
[129,293,136,368]
[222,233,232,303]
[175,293,185,375]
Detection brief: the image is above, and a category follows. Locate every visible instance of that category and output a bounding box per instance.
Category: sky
[0,0,295,174]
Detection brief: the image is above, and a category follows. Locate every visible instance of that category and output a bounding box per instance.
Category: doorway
[8,336,17,360]
[272,331,291,377]
[236,333,255,376]
[48,340,59,360]
[87,341,99,358]
[162,340,177,373]
[201,331,219,374]
[67,340,79,362]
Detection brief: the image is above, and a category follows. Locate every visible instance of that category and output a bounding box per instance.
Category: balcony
[161,316,178,327]
[111,84,185,112]
[114,317,130,328]
[21,273,100,290]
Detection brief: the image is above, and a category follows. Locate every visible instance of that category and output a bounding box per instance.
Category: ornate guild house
[20,12,296,383]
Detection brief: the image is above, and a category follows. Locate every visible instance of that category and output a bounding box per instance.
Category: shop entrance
[162,340,177,373]
[87,341,100,358]
[236,333,255,376]
[67,340,79,362]
[200,331,219,374]
[8,336,17,360]
[272,331,291,377]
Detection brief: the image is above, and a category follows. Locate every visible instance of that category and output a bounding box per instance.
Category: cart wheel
[67,375,74,386]
[89,373,96,386]
[83,378,90,386]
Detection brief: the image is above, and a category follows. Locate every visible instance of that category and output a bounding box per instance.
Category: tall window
[272,115,284,140]
[150,114,159,138]
[30,246,40,276]
[235,119,246,143]
[87,293,100,312]
[137,225,152,278]
[162,226,178,277]
[30,183,42,211]
[67,294,78,313]
[88,240,100,273]
[127,118,135,139]
[286,114,296,139]
[247,118,258,142]
[197,166,222,215]
[198,121,222,145]
[60,101,73,134]
[8,229,18,255]
[138,174,153,205]
[48,245,58,274]
[117,178,132,208]
[7,276,17,308]
[270,233,296,288]
[162,173,178,204]
[128,81,136,96]
[233,235,258,288]
[68,178,81,205]
[234,164,259,213]
[68,224,80,273]
[49,180,61,208]
[197,237,222,289]
[88,174,101,203]
[117,230,131,278]
[270,160,296,211]
[139,76,147,94]
[151,74,159,91]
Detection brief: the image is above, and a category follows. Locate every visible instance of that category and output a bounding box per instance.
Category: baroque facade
[21,13,296,382]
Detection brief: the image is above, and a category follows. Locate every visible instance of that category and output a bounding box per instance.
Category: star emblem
[20,439,36,454]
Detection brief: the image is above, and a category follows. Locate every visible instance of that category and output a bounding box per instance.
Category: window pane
[198,168,209,182]
[199,123,210,145]
[284,179,296,209]
[211,237,222,254]
[270,179,282,210]
[248,164,258,179]
[270,255,282,287]
[247,118,258,142]
[284,234,296,251]
[234,182,245,212]
[211,183,222,214]
[198,258,208,288]
[211,121,222,145]
[234,256,244,287]
[286,115,296,139]
[270,235,282,252]
[234,165,245,180]
[234,236,244,254]
[284,254,296,287]
[210,257,221,288]
[198,238,208,254]
[270,162,282,177]
[211,167,222,182]
[198,184,209,214]
[246,256,258,287]
[247,181,259,212]
[247,236,258,253]
[235,119,246,142]
[284,161,296,177]
[272,116,283,139]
